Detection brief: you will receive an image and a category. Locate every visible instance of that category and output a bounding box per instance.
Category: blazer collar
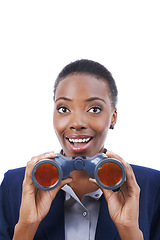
[36,191,119,240]
[37,190,65,240]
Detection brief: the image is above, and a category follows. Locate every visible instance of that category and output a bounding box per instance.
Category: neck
[68,170,99,201]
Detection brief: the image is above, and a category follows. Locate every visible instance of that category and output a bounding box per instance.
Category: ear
[110,108,117,129]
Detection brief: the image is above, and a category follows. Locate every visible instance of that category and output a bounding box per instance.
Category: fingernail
[68,178,73,183]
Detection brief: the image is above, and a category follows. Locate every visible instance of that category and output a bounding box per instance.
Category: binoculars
[31,153,126,191]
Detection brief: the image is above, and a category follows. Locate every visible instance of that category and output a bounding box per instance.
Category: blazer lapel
[35,191,120,240]
[36,190,65,240]
[95,195,120,240]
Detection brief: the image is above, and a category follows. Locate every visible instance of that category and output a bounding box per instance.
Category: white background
[0,0,160,184]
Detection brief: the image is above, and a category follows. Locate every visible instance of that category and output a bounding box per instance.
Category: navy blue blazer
[0,165,160,240]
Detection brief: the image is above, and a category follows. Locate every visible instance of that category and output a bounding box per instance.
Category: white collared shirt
[62,184,103,240]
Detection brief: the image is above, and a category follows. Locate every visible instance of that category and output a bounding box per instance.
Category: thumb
[89,177,114,202]
[59,177,73,188]
[48,177,73,199]
[89,177,99,186]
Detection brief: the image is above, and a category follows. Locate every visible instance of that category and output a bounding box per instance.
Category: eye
[57,106,70,114]
[88,107,102,114]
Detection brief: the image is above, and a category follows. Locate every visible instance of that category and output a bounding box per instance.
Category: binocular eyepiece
[31,153,126,191]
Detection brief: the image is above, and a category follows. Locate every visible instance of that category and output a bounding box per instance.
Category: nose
[69,111,88,130]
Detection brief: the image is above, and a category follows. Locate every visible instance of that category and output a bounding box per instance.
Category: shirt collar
[62,184,103,202]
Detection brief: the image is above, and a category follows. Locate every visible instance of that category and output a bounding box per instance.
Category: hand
[18,151,72,225]
[90,151,143,239]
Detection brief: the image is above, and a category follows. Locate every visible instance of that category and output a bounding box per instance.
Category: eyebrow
[55,96,106,104]
[55,97,72,102]
[86,97,106,104]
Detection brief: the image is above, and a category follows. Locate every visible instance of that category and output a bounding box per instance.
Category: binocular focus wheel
[94,158,126,190]
[31,160,63,191]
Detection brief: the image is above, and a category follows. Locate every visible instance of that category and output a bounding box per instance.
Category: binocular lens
[98,162,123,186]
[35,163,59,187]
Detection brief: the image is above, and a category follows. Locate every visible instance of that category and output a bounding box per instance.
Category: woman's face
[53,73,117,157]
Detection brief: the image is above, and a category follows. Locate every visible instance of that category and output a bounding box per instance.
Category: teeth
[68,138,91,143]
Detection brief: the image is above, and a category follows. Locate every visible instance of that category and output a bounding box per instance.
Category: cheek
[53,113,67,136]
[90,116,111,145]
[91,116,110,133]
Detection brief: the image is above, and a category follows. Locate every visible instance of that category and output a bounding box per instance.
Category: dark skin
[53,73,117,157]
[53,73,117,199]
[13,73,143,240]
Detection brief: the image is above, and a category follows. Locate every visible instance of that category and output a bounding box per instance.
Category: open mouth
[65,136,93,153]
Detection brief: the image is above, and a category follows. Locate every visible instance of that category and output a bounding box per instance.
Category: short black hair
[53,59,118,108]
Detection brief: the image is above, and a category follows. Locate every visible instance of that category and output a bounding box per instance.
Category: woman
[0,59,159,239]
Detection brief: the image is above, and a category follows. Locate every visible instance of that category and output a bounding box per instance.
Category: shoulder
[131,164,160,187]
[131,165,160,237]
[5,166,26,177]
[131,164,160,193]
[0,167,26,232]
[131,164,160,208]
[131,164,160,174]
[3,167,26,186]
[1,167,26,201]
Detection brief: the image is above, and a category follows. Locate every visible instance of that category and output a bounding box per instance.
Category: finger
[89,177,99,186]
[123,162,140,195]
[60,177,73,187]
[89,177,109,193]
[54,177,73,193]
[105,151,127,166]
[32,151,56,162]
[105,151,135,184]
[89,178,114,201]
[105,151,139,193]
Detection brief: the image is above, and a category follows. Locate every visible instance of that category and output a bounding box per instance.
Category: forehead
[55,73,111,100]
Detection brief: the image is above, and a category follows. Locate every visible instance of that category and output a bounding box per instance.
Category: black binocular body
[31,153,126,191]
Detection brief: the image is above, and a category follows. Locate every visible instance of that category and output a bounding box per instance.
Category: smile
[68,138,91,144]
[65,135,93,153]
